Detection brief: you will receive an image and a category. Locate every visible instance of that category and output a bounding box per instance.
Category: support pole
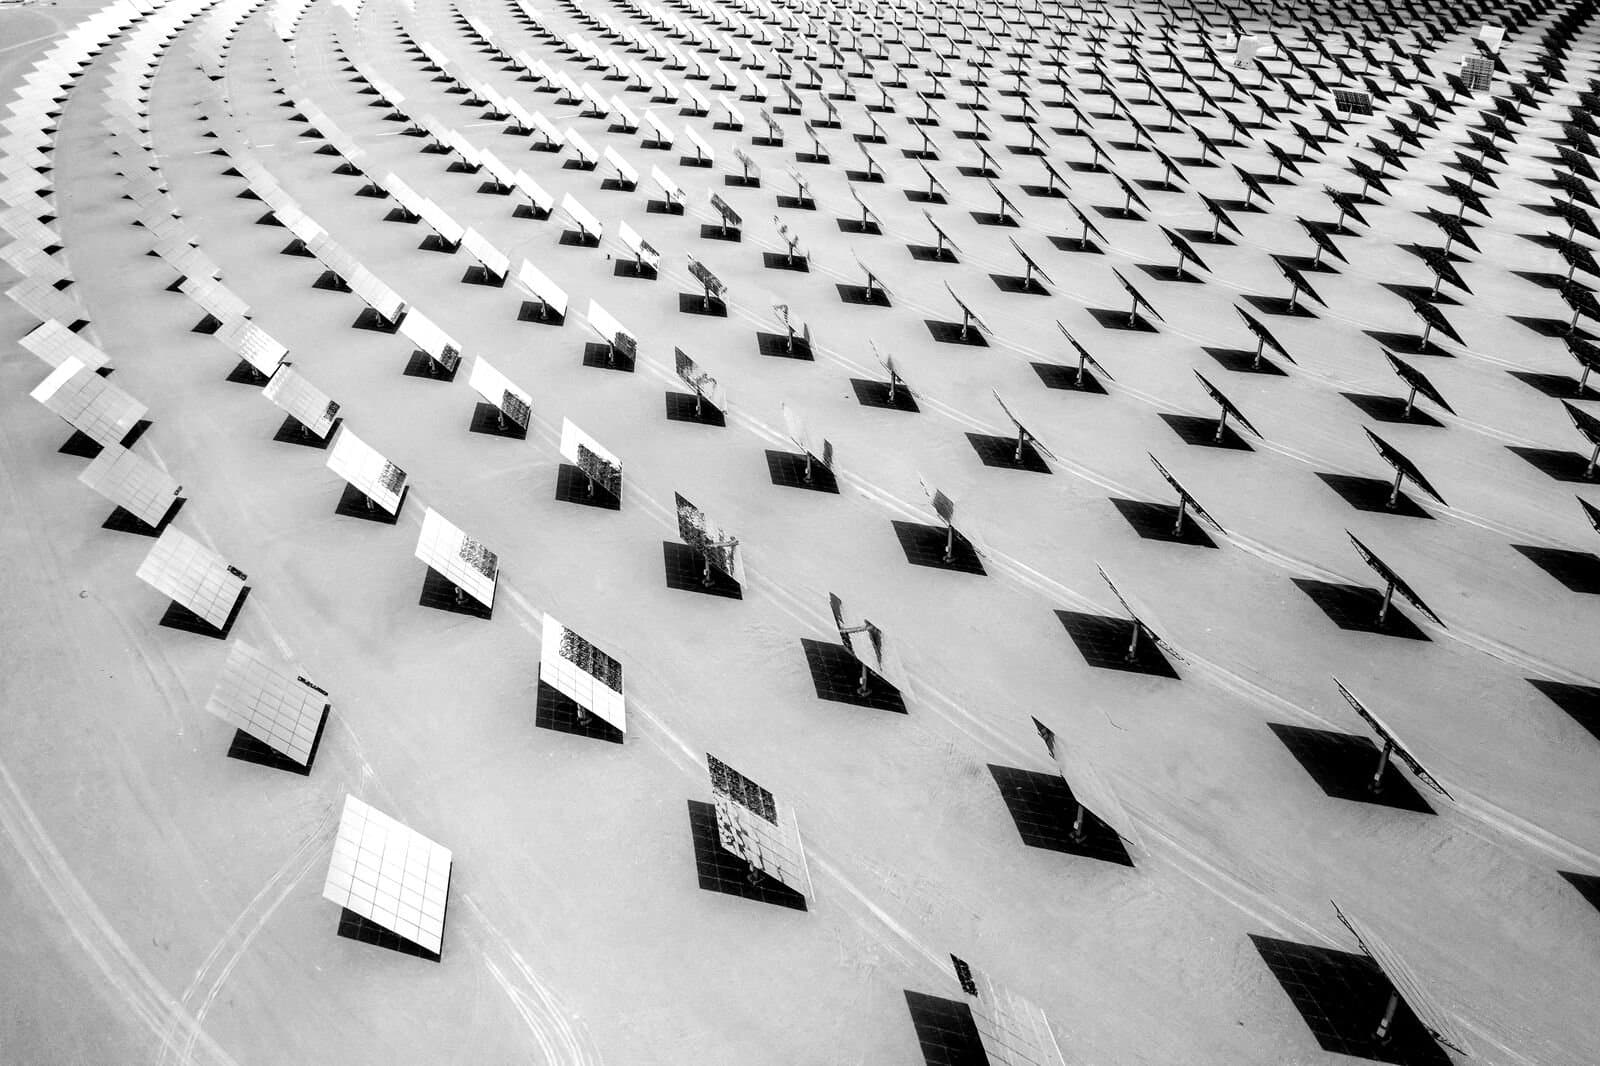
[1387,468,1405,509]
[1377,580,1396,625]
[1214,406,1230,443]
[1374,989,1400,1041]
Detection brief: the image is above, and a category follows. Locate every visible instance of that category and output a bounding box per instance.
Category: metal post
[1069,801,1087,842]
[1014,427,1026,462]
[1403,385,1418,419]
[701,552,714,587]
[1125,621,1140,662]
[943,522,956,563]
[1588,443,1598,479]
[1173,496,1188,536]
[856,663,871,697]
[1374,989,1400,1040]
[1387,468,1404,509]
[1377,579,1395,625]
[1214,407,1230,443]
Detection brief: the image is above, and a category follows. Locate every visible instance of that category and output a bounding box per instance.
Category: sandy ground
[2,0,1600,1063]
